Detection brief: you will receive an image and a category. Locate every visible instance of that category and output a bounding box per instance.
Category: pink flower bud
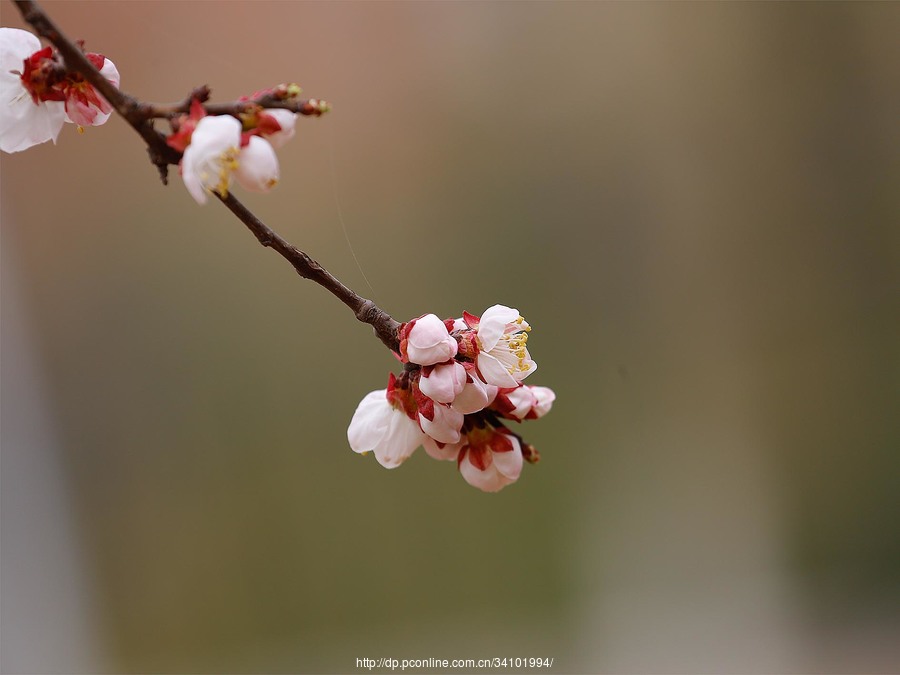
[418,401,463,445]
[458,427,523,493]
[400,313,458,366]
[418,361,467,404]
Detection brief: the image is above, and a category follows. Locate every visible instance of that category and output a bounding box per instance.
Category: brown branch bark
[12,0,400,354]
[217,192,400,352]
[139,89,330,121]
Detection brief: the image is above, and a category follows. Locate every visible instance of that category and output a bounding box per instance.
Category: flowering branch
[135,85,331,122]
[11,0,398,350]
[4,0,556,492]
[13,0,179,180]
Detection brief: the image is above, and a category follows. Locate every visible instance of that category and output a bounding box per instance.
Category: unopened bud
[521,442,541,464]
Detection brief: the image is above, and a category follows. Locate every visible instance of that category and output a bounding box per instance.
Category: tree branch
[12,0,400,354]
[138,87,331,121]
[14,0,179,181]
[217,192,400,352]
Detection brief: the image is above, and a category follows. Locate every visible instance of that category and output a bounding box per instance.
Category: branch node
[355,299,377,324]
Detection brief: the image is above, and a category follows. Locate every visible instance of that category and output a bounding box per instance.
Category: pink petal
[418,361,466,404]
[459,449,513,492]
[491,435,523,480]
[423,436,461,461]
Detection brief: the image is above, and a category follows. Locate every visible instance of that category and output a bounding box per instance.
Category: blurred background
[2,2,898,673]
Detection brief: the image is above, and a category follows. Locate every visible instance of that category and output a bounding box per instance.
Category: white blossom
[347,390,424,469]
[180,115,241,204]
[473,304,537,388]
[0,28,65,153]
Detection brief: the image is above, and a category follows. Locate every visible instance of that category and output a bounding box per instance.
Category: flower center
[218,148,239,194]
[493,317,532,375]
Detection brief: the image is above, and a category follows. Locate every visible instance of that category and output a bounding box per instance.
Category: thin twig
[141,95,331,121]
[217,192,400,352]
[12,0,400,353]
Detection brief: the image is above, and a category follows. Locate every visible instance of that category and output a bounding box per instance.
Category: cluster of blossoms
[1,28,309,205]
[3,26,557,495]
[1,27,119,153]
[348,304,555,492]
[165,89,300,205]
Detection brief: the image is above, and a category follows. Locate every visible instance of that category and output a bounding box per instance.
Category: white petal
[517,358,538,380]
[451,376,496,415]
[347,390,392,454]
[529,386,556,418]
[504,386,536,419]
[477,353,519,388]
[0,97,65,152]
[477,304,519,351]
[491,435,523,480]
[99,57,120,89]
[372,410,423,469]
[235,136,279,193]
[418,404,463,445]
[459,449,513,493]
[69,56,120,127]
[0,29,67,153]
[423,436,461,461]
[0,28,41,71]
[181,115,241,204]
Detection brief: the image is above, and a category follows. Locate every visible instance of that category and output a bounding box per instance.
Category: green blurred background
[2,2,898,673]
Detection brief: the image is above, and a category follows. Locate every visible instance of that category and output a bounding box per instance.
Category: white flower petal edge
[530,386,556,418]
[347,390,424,469]
[263,109,297,149]
[451,372,497,415]
[0,28,66,153]
[423,436,461,462]
[181,115,241,204]
[477,304,521,351]
[503,386,536,419]
[234,136,279,193]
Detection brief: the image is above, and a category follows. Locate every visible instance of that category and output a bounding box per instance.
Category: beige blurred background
[2,2,898,673]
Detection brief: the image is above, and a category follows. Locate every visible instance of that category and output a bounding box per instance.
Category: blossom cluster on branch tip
[348,304,555,492]
[1,28,119,153]
[167,95,298,204]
